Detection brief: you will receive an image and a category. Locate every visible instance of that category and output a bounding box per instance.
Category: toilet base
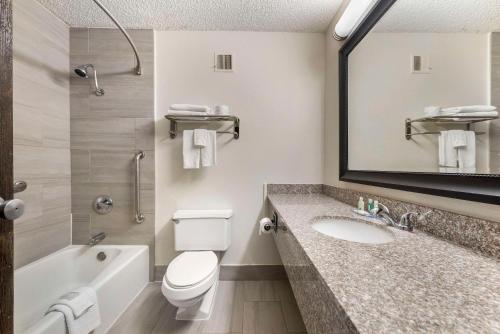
[175,280,219,321]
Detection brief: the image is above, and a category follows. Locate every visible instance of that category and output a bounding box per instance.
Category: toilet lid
[166,251,218,288]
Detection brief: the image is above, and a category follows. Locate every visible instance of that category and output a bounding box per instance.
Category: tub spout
[88,232,106,246]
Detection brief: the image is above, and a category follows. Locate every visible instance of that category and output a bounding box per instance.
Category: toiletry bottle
[357,197,364,211]
[367,198,374,212]
[372,200,379,215]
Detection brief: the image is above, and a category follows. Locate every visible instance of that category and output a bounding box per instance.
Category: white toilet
[161,209,232,320]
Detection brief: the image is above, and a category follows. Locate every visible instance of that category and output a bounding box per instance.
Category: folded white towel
[46,287,100,334]
[424,106,441,117]
[457,131,476,173]
[425,105,497,118]
[442,105,496,114]
[183,130,200,169]
[170,104,211,113]
[193,129,209,148]
[214,105,230,115]
[447,111,498,118]
[201,130,217,167]
[167,110,209,116]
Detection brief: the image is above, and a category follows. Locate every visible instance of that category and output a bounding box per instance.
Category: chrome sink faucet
[88,232,106,246]
[373,203,431,232]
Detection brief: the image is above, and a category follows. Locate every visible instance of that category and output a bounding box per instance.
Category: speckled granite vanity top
[268,193,500,333]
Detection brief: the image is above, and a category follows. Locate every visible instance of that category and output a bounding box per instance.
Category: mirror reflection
[348,0,500,174]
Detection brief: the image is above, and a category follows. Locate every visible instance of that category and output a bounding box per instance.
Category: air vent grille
[215,54,233,71]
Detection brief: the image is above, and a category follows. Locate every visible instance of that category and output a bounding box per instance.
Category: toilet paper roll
[259,217,272,235]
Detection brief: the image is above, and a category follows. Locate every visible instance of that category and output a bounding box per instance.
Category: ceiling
[37,0,343,33]
[374,0,500,33]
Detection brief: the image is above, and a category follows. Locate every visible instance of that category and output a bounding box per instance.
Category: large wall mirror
[339,0,500,204]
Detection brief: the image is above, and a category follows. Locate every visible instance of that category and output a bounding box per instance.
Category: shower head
[74,64,104,96]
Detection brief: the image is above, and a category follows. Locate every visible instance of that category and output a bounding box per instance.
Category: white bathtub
[14,245,149,334]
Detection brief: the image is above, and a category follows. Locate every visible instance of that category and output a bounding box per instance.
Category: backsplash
[268,184,499,258]
[69,28,155,277]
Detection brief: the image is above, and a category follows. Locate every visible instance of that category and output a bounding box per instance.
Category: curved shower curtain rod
[92,0,142,75]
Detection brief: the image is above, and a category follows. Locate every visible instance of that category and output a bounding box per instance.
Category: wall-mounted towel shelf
[165,114,240,139]
[405,115,498,140]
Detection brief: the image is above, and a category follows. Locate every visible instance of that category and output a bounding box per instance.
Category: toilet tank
[173,210,232,251]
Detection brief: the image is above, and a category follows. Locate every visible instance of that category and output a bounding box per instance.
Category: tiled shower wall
[13,0,71,268]
[491,32,500,173]
[69,28,155,275]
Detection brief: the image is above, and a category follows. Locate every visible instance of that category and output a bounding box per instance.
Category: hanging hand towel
[438,131,459,172]
[457,131,476,173]
[183,130,200,169]
[201,130,217,167]
[193,129,209,148]
[447,130,467,149]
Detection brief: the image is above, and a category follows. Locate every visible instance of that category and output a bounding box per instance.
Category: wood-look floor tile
[230,281,245,333]
[243,281,278,302]
[109,281,307,334]
[242,301,288,334]
[200,281,236,333]
[151,302,202,334]
[108,284,166,334]
[273,281,306,332]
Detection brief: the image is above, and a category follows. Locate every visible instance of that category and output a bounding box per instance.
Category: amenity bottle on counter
[367,199,374,212]
[357,197,365,211]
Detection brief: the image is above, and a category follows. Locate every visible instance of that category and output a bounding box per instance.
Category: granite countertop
[268,193,500,333]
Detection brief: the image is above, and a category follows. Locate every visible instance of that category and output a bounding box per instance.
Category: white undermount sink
[311,216,394,244]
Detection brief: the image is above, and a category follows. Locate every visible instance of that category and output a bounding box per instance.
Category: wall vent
[411,54,431,74]
[215,54,233,72]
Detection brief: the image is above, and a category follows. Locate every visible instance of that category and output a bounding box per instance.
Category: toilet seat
[162,251,219,303]
[166,251,218,288]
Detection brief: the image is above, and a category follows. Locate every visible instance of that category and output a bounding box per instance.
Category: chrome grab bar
[134,151,145,224]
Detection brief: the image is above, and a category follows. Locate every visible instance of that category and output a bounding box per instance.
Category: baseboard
[154,265,167,282]
[154,265,287,282]
[219,265,287,281]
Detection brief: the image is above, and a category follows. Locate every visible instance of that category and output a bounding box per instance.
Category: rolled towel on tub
[46,287,101,334]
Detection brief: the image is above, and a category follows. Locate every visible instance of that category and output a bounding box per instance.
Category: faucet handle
[417,210,433,221]
[375,202,389,215]
[399,211,430,231]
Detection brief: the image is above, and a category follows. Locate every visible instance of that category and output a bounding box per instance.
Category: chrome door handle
[0,197,25,220]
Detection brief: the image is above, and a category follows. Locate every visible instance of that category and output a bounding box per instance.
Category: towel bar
[165,114,240,140]
[405,117,493,140]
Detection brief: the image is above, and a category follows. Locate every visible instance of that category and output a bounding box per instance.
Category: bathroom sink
[311,217,394,244]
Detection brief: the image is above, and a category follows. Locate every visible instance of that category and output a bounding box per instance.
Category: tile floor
[108,280,307,334]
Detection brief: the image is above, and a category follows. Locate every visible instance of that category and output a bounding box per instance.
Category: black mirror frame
[339,0,500,205]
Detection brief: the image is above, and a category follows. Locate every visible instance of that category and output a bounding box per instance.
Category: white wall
[155,31,325,265]
[324,1,500,223]
[348,33,489,172]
